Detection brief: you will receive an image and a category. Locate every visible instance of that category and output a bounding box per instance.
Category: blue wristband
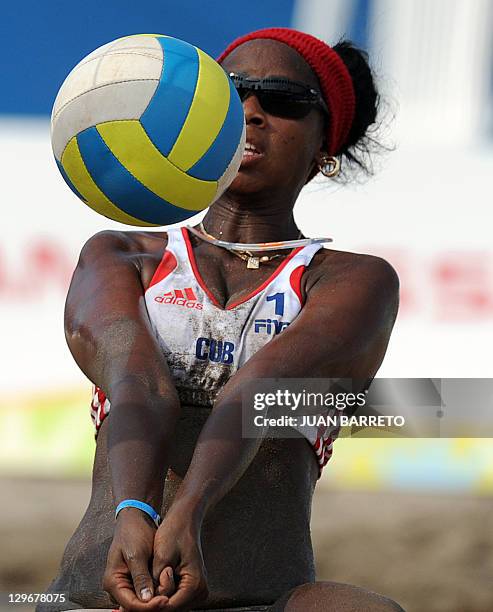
[115,499,161,527]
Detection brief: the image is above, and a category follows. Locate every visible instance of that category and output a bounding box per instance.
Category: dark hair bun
[332,40,383,178]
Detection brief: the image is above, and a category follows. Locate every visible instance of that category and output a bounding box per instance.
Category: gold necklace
[199,222,302,270]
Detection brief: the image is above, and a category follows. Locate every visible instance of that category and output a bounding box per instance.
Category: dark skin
[42,40,402,612]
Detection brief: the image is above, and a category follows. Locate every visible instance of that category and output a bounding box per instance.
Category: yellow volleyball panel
[167,49,231,171]
[60,137,156,226]
[96,120,217,211]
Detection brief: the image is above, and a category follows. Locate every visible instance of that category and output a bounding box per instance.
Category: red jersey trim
[289,264,306,306]
[181,227,222,307]
[181,227,304,310]
[148,250,178,289]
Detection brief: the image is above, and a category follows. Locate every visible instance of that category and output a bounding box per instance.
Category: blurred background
[1,1,492,611]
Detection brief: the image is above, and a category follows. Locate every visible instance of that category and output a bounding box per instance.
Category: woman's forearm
[108,379,181,512]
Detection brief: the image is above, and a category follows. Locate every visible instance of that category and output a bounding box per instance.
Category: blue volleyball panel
[55,158,88,202]
[140,37,200,158]
[76,127,191,225]
[187,77,244,181]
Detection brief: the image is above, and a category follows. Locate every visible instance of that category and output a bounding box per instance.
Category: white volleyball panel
[52,37,163,120]
[71,35,163,72]
[72,38,124,69]
[51,80,159,160]
[95,40,163,85]
[103,35,165,52]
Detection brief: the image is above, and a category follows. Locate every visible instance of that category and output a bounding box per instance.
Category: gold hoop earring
[318,156,341,178]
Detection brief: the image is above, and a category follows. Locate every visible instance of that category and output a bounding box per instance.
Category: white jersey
[91,227,339,474]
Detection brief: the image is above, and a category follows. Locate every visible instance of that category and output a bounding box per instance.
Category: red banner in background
[367,248,493,322]
[0,237,74,298]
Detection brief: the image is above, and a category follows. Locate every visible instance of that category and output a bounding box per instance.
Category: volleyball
[51,34,246,226]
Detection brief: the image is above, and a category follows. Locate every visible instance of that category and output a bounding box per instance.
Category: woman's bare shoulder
[307,247,399,294]
[75,230,171,291]
[80,229,168,258]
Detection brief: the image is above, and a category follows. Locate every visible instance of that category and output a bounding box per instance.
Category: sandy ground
[0,477,491,612]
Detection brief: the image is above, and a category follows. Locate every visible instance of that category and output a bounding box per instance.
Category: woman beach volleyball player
[41,28,402,612]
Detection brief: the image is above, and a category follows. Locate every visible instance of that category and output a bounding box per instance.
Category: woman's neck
[201,194,301,244]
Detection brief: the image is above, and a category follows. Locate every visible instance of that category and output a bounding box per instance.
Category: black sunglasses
[227,72,329,120]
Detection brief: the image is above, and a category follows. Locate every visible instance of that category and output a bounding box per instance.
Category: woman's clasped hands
[103,503,208,612]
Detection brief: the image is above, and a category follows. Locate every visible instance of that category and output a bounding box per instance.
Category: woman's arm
[152,254,399,610]
[65,230,179,610]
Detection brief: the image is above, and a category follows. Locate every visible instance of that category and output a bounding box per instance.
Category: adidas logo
[155,287,203,310]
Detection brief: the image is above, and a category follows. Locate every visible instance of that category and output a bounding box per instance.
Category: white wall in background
[372,0,493,146]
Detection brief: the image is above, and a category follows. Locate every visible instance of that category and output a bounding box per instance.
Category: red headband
[217,27,356,156]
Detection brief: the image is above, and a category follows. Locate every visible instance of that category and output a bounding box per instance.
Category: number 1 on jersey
[267,292,285,316]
